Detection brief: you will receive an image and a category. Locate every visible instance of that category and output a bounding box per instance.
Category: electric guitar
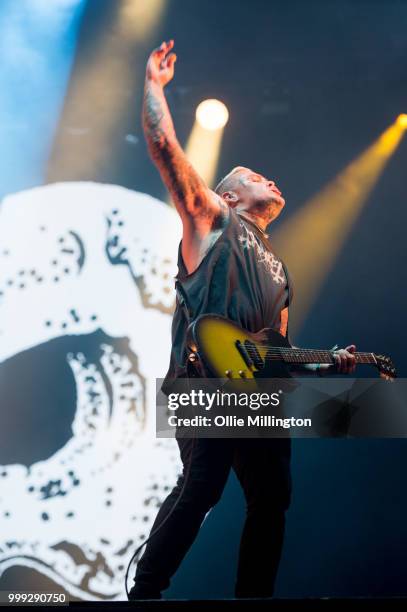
[186,314,396,381]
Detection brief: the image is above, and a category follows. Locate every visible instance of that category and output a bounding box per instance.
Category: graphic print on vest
[238,223,286,285]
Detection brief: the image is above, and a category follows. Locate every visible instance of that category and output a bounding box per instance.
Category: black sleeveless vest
[161,207,293,395]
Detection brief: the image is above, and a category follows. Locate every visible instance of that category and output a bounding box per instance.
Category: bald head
[214,166,248,197]
[213,165,286,225]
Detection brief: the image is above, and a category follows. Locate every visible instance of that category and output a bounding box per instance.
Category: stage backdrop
[0,182,183,601]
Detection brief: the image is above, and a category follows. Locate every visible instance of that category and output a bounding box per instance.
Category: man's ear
[222,191,239,208]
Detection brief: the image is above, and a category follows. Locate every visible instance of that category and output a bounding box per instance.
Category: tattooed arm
[142,40,225,225]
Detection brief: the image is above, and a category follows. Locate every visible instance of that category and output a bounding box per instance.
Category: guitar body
[186,314,291,380]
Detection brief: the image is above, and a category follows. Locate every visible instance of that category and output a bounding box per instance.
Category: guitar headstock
[375,354,397,380]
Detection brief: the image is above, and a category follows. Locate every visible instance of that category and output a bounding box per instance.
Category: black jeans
[132,436,291,598]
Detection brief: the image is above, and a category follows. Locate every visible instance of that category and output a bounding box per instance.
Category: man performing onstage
[128,40,356,600]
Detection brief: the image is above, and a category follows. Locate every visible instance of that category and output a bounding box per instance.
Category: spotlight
[196,99,229,131]
[397,114,407,128]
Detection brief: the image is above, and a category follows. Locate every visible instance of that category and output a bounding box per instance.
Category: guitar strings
[247,344,373,355]
[241,344,375,357]
[237,344,377,363]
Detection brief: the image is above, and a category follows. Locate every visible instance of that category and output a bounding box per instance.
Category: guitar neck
[279,349,376,366]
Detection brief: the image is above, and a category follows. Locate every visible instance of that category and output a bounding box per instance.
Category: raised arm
[143,40,224,225]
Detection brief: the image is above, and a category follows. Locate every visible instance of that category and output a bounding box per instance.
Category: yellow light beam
[271,119,406,336]
[196,99,229,131]
[47,0,167,181]
[184,99,228,187]
[185,122,225,188]
[166,99,229,208]
[118,0,167,42]
[397,113,407,128]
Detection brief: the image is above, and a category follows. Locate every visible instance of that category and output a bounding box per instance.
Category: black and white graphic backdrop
[0,182,182,600]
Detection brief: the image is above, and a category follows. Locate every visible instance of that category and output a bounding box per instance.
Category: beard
[254,194,285,223]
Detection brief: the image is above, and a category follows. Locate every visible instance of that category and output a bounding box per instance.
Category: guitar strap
[175,279,193,324]
[175,279,203,378]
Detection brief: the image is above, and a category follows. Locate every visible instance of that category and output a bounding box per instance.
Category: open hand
[333,344,356,374]
[146,40,177,87]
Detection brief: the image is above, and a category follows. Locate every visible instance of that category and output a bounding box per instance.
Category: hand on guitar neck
[292,344,356,377]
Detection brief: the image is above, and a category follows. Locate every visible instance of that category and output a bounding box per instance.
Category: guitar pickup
[245,340,265,370]
[236,340,264,370]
